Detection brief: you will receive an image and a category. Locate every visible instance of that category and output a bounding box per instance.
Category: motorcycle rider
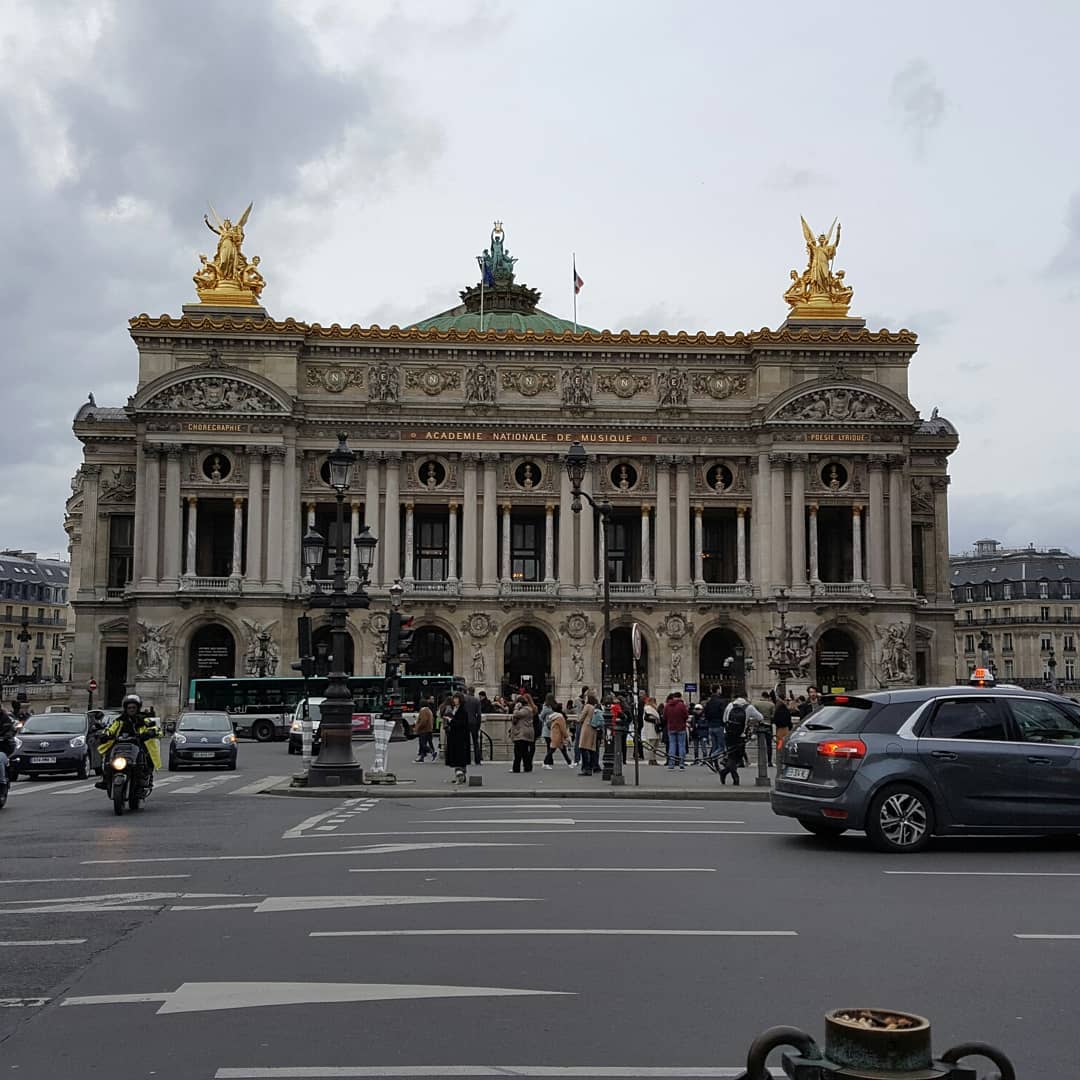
[0,703,16,792]
[94,694,161,789]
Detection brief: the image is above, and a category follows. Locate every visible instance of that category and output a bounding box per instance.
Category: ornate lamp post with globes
[565,441,624,786]
[301,433,378,787]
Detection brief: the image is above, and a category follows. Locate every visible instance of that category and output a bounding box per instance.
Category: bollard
[755,727,771,787]
[367,715,394,784]
[735,1008,1015,1080]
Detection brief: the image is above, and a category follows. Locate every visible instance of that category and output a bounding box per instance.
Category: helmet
[121,693,143,710]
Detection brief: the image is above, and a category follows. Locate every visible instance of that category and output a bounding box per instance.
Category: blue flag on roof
[477,253,495,287]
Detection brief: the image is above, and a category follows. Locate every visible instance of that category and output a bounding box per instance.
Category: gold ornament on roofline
[192,202,266,306]
[783,215,854,318]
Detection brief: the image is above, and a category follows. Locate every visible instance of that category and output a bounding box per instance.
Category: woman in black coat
[444,691,471,784]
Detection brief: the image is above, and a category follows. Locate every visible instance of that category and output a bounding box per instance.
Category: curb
[262,784,772,802]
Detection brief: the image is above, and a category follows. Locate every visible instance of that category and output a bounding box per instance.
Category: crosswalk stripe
[228,776,291,796]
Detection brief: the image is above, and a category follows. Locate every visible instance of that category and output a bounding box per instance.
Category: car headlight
[222,734,236,745]
[70,735,86,749]
[112,755,128,771]
[173,733,187,745]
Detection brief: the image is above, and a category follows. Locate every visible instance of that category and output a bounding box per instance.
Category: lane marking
[63,981,569,1015]
[214,1067,777,1077]
[256,895,537,914]
[283,803,365,840]
[171,776,233,794]
[84,843,537,865]
[349,867,718,874]
[54,782,100,796]
[0,939,88,946]
[171,903,261,911]
[0,997,51,1008]
[228,775,292,796]
[1015,934,1080,939]
[312,929,796,939]
[319,830,797,839]
[9,780,78,796]
[1,874,192,885]
[0,891,250,914]
[886,871,1080,878]
[412,819,746,826]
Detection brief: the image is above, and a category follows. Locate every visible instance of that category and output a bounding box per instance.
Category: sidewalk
[265,751,779,801]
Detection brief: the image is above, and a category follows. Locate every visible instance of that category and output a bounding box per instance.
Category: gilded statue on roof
[783,215,854,318]
[192,202,266,306]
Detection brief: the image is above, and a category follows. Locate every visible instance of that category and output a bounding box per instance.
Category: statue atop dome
[783,215,854,319]
[477,221,517,287]
[192,202,266,307]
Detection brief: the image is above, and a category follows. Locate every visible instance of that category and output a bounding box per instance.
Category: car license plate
[32,756,57,764]
[193,752,215,759]
[784,766,811,780]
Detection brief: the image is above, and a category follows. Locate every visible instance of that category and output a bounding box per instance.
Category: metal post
[602,506,624,786]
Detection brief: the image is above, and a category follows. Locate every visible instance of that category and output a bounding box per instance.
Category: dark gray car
[770,684,1080,852]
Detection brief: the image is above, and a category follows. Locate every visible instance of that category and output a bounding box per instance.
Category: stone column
[790,456,806,589]
[139,448,161,586]
[868,459,886,592]
[675,457,691,589]
[501,503,512,584]
[888,462,903,589]
[931,476,951,602]
[184,496,198,578]
[481,455,498,591]
[544,503,555,582]
[231,496,245,579]
[349,501,361,587]
[78,465,101,597]
[654,460,672,593]
[596,508,606,585]
[266,448,285,587]
[852,505,864,583]
[755,451,772,597]
[383,453,401,585]
[283,442,298,592]
[365,458,381,588]
[693,506,705,585]
[640,504,651,583]
[462,454,479,588]
[899,465,913,591]
[244,450,262,585]
[447,502,459,582]
[808,502,820,584]
[403,502,415,585]
[578,464,595,590]
[162,449,183,587]
[736,505,748,585]
[770,454,787,589]
[558,466,575,589]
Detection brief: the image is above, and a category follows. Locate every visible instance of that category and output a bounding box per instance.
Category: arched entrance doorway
[698,627,747,698]
[611,627,649,694]
[503,627,552,698]
[311,626,355,676]
[188,624,236,681]
[412,627,454,676]
[816,628,859,691]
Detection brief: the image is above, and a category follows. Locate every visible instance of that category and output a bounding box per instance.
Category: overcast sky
[2,0,1077,560]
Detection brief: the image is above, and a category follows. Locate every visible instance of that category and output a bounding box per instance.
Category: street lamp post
[1048,650,1058,693]
[565,441,623,786]
[302,433,378,788]
[770,589,792,702]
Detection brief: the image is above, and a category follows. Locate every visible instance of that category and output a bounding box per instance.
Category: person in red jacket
[664,691,689,770]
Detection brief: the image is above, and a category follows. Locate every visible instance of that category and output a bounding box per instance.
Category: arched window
[503,627,552,698]
[188,624,236,681]
[412,627,454,676]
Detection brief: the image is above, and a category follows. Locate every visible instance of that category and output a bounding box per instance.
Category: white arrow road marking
[0,939,88,946]
[0,997,51,1008]
[84,843,538,865]
[351,843,534,856]
[214,1068,777,1078]
[1,874,192,885]
[254,895,537,914]
[0,891,251,914]
[311,929,796,939]
[63,981,570,1015]
[282,800,373,838]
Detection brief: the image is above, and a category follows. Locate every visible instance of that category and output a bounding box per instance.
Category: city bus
[187,674,465,742]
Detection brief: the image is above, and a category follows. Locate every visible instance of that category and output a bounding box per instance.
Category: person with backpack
[718,694,762,785]
[577,693,602,776]
[703,685,728,764]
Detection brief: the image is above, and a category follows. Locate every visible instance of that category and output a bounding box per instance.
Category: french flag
[573,262,584,295]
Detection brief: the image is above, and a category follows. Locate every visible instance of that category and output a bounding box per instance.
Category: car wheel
[77,754,91,780]
[867,784,934,854]
[798,819,848,838]
[227,759,237,771]
[168,756,178,772]
[252,720,274,743]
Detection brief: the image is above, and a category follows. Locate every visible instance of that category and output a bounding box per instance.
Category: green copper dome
[406,224,596,335]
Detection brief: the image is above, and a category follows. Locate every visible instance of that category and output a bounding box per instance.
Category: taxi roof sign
[968,667,995,686]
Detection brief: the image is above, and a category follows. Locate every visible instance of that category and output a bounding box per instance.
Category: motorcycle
[103,736,154,815]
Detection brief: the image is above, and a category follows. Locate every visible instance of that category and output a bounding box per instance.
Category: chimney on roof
[974,539,1000,557]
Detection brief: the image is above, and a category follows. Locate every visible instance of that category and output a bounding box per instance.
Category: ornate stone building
[66,216,958,712]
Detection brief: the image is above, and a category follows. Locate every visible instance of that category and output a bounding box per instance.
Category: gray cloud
[0,0,441,554]
[889,59,947,156]
[950,490,1080,555]
[1046,191,1080,277]
[761,166,831,192]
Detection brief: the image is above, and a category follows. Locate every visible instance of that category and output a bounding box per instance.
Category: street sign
[683,682,697,693]
[88,679,98,692]
[631,622,643,662]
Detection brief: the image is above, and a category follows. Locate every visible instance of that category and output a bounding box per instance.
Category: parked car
[771,679,1080,853]
[10,712,101,780]
[167,711,238,770]
[287,698,372,755]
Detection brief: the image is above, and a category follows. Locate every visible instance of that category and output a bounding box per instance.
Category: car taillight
[816,739,867,759]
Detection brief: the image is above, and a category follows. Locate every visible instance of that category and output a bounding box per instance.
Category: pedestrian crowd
[408,682,825,786]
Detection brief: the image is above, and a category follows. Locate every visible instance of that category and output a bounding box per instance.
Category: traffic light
[387,613,416,662]
[292,616,315,678]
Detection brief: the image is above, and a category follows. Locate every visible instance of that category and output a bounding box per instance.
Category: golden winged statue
[783,215,854,318]
[192,202,266,306]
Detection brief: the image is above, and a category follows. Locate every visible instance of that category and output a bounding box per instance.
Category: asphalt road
[2,742,1077,1078]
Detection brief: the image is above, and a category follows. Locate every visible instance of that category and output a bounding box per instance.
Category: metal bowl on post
[824,1008,935,1077]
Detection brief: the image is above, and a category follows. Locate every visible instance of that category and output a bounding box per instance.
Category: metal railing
[698,581,754,597]
[405,580,462,596]
[608,581,656,597]
[814,581,874,597]
[178,576,235,592]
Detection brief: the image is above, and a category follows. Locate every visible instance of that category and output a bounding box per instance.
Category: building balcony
[608,581,657,599]
[696,581,754,598]
[811,581,875,599]
[500,580,558,597]
[405,579,462,597]
[179,575,240,594]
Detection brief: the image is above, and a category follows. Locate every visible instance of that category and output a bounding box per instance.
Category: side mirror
[164,720,176,735]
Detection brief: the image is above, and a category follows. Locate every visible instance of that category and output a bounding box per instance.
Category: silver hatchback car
[770,681,1080,852]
